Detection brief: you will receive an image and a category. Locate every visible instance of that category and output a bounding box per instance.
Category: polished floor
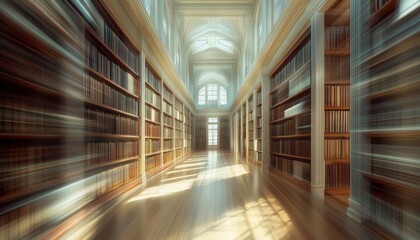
[82,151,378,240]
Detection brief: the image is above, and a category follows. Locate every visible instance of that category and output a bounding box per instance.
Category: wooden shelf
[163,97,173,105]
[87,67,139,99]
[145,81,161,95]
[86,156,139,173]
[324,49,350,56]
[145,101,161,111]
[368,0,397,26]
[86,27,140,78]
[364,129,420,138]
[324,81,350,85]
[363,173,420,197]
[86,134,139,140]
[145,118,161,125]
[145,151,161,157]
[324,132,350,139]
[271,87,310,108]
[325,158,350,164]
[270,62,311,94]
[84,100,139,119]
[270,109,311,124]
[366,81,420,101]
[271,152,311,163]
[271,134,311,139]
[324,106,350,111]
[162,149,173,153]
[324,187,350,195]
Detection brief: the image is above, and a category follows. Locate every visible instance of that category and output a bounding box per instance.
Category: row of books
[145,154,160,172]
[145,67,161,93]
[145,105,160,123]
[163,126,173,138]
[175,129,182,139]
[271,41,310,90]
[324,139,350,159]
[175,120,183,129]
[325,56,350,82]
[271,85,288,107]
[163,139,173,150]
[249,97,254,111]
[94,161,139,198]
[271,139,311,157]
[248,140,254,150]
[325,26,350,51]
[257,105,262,118]
[370,0,392,14]
[271,94,310,120]
[248,112,253,120]
[325,110,350,133]
[83,75,139,115]
[257,128,262,138]
[103,23,140,74]
[145,139,160,154]
[162,100,173,116]
[145,122,160,138]
[369,195,403,233]
[248,149,254,160]
[257,89,262,104]
[270,155,311,181]
[87,42,136,94]
[369,98,419,129]
[284,99,310,118]
[288,70,310,96]
[271,119,296,136]
[85,109,138,135]
[255,151,262,161]
[145,86,161,108]
[174,110,183,121]
[256,140,262,151]
[175,98,183,112]
[86,141,139,166]
[163,115,173,126]
[176,139,183,148]
[163,151,173,164]
[175,148,183,158]
[325,163,350,188]
[163,86,173,103]
[0,103,67,135]
[325,85,350,107]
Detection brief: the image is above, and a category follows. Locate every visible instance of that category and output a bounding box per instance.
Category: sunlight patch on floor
[195,165,248,185]
[126,179,195,202]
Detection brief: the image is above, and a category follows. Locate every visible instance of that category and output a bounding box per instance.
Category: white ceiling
[173,0,256,93]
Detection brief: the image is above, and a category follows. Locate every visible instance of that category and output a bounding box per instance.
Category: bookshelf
[195,116,207,150]
[256,87,263,163]
[270,36,311,187]
[184,107,192,156]
[162,83,174,167]
[174,97,184,159]
[144,62,162,175]
[219,117,230,151]
[237,109,241,154]
[241,103,247,159]
[248,95,254,162]
[353,0,419,238]
[324,0,350,196]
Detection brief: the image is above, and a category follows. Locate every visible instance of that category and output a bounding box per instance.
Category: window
[207,84,218,100]
[197,84,228,106]
[220,86,227,105]
[208,117,218,146]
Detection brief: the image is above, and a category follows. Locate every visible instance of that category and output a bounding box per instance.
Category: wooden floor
[81,151,378,240]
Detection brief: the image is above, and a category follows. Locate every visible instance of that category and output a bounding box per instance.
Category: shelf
[162,149,173,153]
[87,67,139,99]
[145,151,161,157]
[163,123,173,128]
[145,101,161,111]
[271,87,310,109]
[163,111,173,117]
[145,136,160,139]
[324,81,350,85]
[257,102,262,106]
[271,134,311,139]
[270,109,311,124]
[368,0,397,26]
[145,118,161,125]
[86,27,140,78]
[324,132,350,139]
[362,31,420,68]
[366,81,420,101]
[145,81,161,95]
[86,134,139,140]
[325,158,350,164]
[84,100,139,119]
[270,152,311,163]
[163,97,173,105]
[324,49,350,56]
[162,137,172,140]
[324,106,350,111]
[270,62,311,94]
[363,173,420,197]
[364,129,420,138]
[86,156,139,173]
[0,133,66,141]
[324,187,350,195]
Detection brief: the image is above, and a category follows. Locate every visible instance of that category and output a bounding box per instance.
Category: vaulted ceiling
[173,0,256,101]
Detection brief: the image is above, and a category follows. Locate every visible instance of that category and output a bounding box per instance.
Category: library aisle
[84,151,378,240]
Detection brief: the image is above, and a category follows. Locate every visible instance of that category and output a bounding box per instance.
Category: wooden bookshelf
[184,107,192,156]
[255,87,262,162]
[241,103,247,159]
[162,84,174,166]
[270,36,311,185]
[174,97,184,159]
[248,95,254,162]
[355,0,419,238]
[324,0,350,198]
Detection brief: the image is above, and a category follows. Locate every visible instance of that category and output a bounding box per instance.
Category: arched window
[197,84,228,106]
